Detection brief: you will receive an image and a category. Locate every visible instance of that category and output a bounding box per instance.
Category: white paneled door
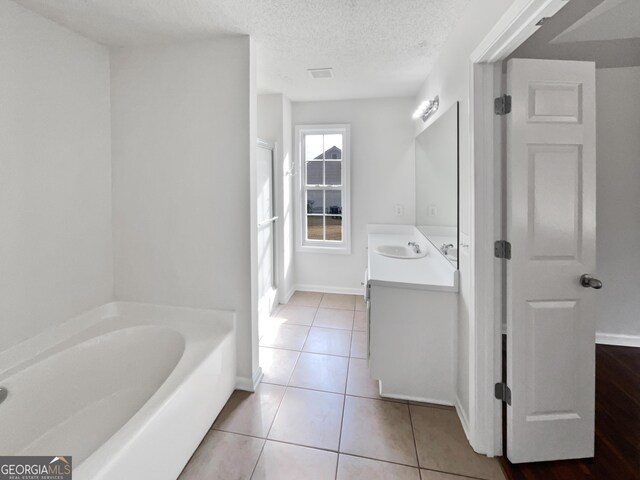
[257,141,277,321]
[506,59,598,463]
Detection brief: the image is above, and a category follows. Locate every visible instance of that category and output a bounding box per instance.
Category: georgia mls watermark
[0,456,72,480]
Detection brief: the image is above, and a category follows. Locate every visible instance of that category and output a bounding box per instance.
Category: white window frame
[295,124,351,255]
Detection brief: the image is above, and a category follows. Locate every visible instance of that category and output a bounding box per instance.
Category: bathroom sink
[374,245,427,259]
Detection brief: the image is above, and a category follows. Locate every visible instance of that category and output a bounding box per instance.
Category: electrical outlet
[394,204,404,217]
[428,205,438,217]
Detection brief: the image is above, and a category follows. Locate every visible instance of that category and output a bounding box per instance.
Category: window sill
[297,244,351,255]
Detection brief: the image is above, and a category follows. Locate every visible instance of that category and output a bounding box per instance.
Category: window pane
[306,161,323,185]
[325,216,342,241]
[307,216,324,240]
[305,135,324,161]
[306,190,324,214]
[323,134,342,159]
[325,190,342,215]
[324,162,342,186]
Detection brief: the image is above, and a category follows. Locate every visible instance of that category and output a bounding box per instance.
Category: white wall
[110,37,257,385]
[0,0,113,352]
[292,97,416,292]
[412,0,517,434]
[595,67,640,340]
[257,94,295,302]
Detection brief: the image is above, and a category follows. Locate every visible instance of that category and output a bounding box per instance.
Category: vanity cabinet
[366,225,458,405]
[368,283,456,404]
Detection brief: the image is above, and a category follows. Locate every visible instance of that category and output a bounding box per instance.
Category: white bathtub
[0,302,236,480]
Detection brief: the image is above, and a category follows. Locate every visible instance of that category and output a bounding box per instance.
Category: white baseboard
[501,330,640,347]
[596,332,640,348]
[455,396,472,443]
[295,283,363,296]
[280,286,296,305]
[377,382,454,406]
[236,367,263,392]
[385,394,454,406]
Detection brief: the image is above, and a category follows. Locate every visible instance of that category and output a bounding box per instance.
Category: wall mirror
[415,102,459,268]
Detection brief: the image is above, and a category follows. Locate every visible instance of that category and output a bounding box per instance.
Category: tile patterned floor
[180,292,506,480]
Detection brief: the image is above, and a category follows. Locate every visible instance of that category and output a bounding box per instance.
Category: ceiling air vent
[307,68,334,79]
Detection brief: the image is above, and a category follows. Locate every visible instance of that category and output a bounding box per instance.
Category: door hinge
[494,94,512,115]
[495,382,512,405]
[494,240,511,259]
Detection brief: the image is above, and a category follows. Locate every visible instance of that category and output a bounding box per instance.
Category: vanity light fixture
[412,95,440,122]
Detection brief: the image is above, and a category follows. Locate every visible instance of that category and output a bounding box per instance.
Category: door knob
[580,274,602,289]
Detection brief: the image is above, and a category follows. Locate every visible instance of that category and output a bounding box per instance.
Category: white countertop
[367,225,458,292]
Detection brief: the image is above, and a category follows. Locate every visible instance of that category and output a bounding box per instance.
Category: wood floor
[500,343,640,480]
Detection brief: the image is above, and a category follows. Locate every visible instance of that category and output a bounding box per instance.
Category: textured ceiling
[14,0,470,101]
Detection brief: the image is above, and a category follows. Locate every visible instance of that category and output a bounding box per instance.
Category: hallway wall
[595,66,640,343]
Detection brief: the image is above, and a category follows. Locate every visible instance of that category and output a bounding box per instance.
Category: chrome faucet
[441,243,454,255]
[407,242,421,254]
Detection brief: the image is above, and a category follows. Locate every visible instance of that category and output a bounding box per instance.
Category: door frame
[256,139,279,316]
[468,0,570,456]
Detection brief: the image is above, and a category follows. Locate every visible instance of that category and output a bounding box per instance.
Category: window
[296,124,350,254]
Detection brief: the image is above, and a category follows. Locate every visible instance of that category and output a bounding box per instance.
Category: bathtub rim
[0,301,236,477]
[0,301,235,375]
